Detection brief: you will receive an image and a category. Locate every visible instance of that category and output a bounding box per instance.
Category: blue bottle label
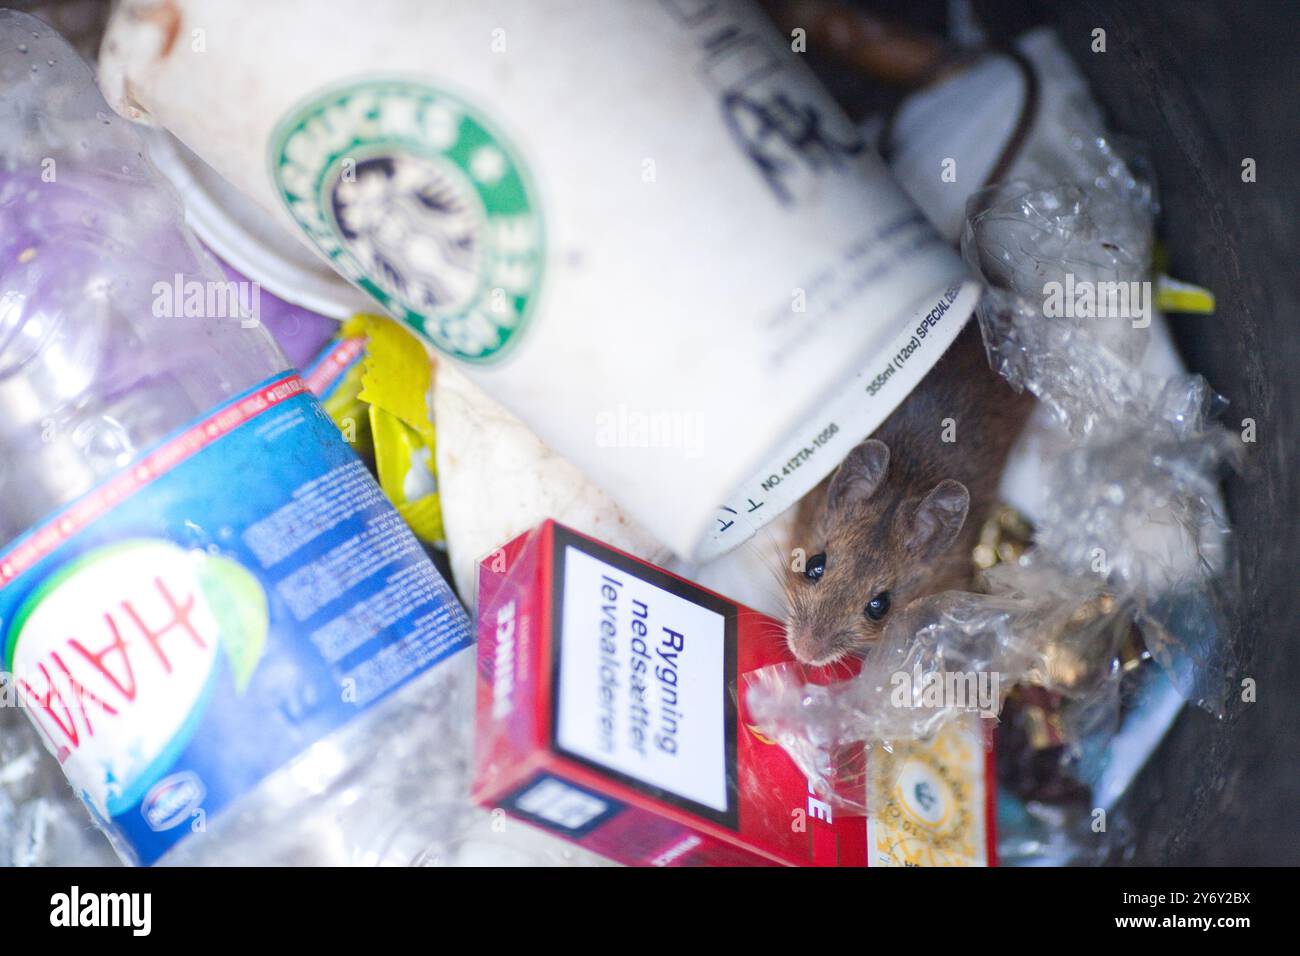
[0,373,471,864]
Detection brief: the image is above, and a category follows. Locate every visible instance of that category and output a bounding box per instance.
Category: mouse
[783,318,1036,665]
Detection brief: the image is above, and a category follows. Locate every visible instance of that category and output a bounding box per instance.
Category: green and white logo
[270,79,542,362]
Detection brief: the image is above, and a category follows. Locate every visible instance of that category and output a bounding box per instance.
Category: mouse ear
[902,479,970,559]
[828,439,890,512]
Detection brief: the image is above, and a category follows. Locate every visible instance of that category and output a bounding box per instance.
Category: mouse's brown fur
[784,319,1035,665]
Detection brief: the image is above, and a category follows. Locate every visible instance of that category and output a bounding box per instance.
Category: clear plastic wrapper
[963,177,1157,366]
[746,173,1240,818]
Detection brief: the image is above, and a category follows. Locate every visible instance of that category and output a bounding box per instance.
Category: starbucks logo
[270,80,542,362]
[333,154,485,316]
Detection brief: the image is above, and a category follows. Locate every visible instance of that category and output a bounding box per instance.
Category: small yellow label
[1154,275,1216,314]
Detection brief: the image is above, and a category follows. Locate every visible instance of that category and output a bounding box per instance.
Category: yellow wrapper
[310,314,444,546]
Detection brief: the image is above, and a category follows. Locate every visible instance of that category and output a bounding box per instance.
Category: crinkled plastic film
[747,170,1240,818]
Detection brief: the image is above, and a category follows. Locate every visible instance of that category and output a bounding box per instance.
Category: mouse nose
[785,625,817,661]
[786,623,851,667]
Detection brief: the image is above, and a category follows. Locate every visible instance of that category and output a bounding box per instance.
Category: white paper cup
[101,0,981,562]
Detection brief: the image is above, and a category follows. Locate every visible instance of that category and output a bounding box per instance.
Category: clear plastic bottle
[0,10,476,866]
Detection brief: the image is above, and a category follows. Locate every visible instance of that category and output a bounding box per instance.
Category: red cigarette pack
[471,520,996,867]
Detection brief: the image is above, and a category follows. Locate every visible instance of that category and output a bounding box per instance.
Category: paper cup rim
[146,131,375,320]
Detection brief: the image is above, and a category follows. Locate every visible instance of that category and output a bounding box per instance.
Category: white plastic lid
[146,131,375,320]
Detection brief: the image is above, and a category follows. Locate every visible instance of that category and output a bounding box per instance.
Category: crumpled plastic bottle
[0,10,480,866]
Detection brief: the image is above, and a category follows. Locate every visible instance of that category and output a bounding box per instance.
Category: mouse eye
[864,591,891,621]
[804,552,826,582]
